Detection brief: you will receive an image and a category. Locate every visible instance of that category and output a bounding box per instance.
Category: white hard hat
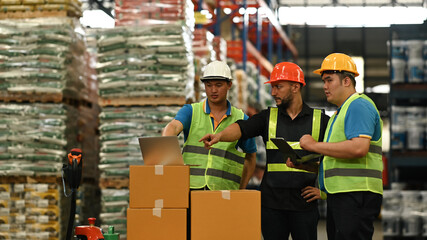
[201,61,232,82]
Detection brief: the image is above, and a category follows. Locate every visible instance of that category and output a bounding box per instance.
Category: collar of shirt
[203,99,232,130]
[203,99,232,115]
[278,102,312,119]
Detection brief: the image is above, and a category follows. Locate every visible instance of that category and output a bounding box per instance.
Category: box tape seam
[221,190,231,200]
[155,165,164,175]
[155,199,163,208]
[153,208,162,218]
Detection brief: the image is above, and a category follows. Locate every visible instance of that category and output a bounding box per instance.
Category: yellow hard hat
[313,53,359,77]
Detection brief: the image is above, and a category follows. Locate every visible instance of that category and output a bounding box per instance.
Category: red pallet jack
[62,148,119,240]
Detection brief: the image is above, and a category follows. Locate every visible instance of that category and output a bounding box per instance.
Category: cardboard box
[129,165,189,208]
[127,208,186,240]
[191,190,261,240]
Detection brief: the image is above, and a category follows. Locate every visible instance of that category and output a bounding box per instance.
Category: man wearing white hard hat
[163,60,257,191]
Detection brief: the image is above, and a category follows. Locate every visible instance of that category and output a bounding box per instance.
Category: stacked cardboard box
[191,190,261,240]
[126,165,261,240]
[127,165,189,239]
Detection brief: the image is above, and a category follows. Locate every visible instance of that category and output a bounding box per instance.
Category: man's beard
[277,95,292,110]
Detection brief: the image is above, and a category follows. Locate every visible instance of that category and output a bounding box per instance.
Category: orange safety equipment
[264,62,306,86]
[313,53,360,77]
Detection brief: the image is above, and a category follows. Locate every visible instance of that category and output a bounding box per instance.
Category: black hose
[66,189,76,240]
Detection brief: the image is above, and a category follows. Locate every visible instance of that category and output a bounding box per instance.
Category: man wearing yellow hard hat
[288,53,383,240]
[200,62,330,240]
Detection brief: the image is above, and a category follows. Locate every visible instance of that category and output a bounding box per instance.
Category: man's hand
[299,134,317,152]
[199,133,221,149]
[301,186,321,202]
[286,158,296,168]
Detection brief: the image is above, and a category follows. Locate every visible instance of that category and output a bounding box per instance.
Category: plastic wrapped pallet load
[95,23,195,103]
[0,17,88,102]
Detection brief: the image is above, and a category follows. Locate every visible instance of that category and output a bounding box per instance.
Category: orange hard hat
[313,53,359,77]
[264,62,305,86]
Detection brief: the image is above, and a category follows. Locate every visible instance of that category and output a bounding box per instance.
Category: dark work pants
[326,191,382,240]
[188,187,209,240]
[261,206,319,240]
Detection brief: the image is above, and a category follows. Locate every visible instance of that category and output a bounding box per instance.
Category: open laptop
[138,136,185,165]
[270,137,322,164]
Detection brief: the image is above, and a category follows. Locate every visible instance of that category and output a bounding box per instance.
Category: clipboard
[270,137,322,164]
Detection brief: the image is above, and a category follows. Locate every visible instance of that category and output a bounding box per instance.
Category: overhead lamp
[239,7,246,15]
[224,8,232,15]
[246,7,257,14]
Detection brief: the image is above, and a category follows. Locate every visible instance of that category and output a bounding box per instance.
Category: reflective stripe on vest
[183,145,245,165]
[266,107,322,172]
[182,101,246,190]
[190,168,241,184]
[321,93,383,195]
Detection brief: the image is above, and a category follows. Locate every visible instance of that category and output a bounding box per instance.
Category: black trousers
[326,191,382,240]
[261,206,319,240]
[187,187,209,240]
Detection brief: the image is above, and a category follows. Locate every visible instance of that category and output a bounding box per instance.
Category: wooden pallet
[99,96,186,107]
[0,10,77,19]
[0,175,60,184]
[99,177,129,189]
[0,92,63,103]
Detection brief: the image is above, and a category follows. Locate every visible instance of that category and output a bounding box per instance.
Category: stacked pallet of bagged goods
[0,17,99,239]
[94,14,194,238]
[0,0,82,19]
[96,24,194,104]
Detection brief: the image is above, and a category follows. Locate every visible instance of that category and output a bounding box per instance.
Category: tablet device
[270,137,322,164]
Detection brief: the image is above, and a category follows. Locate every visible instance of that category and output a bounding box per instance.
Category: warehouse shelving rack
[193,0,298,100]
[387,22,427,185]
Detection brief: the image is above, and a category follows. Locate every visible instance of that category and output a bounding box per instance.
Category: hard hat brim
[201,76,232,82]
[264,79,305,86]
[313,68,323,75]
[312,68,360,77]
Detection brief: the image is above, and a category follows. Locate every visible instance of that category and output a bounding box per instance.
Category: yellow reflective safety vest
[182,101,246,190]
[264,107,322,189]
[321,93,383,195]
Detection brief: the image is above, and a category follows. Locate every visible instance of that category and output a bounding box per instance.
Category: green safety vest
[182,101,246,190]
[321,93,383,195]
[266,107,322,173]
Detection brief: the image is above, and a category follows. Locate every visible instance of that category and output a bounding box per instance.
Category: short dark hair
[322,70,356,87]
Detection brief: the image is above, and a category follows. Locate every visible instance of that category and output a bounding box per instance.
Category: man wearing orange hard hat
[200,62,330,240]
[288,53,383,240]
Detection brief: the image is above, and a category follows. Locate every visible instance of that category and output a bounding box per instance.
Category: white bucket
[383,190,402,212]
[401,190,422,212]
[421,191,427,212]
[407,58,424,83]
[391,58,406,83]
[391,124,406,150]
[391,105,406,126]
[407,40,424,60]
[382,210,401,237]
[424,60,427,82]
[407,124,424,150]
[423,40,427,60]
[406,106,425,127]
[402,211,421,237]
[388,40,407,60]
[421,212,427,237]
